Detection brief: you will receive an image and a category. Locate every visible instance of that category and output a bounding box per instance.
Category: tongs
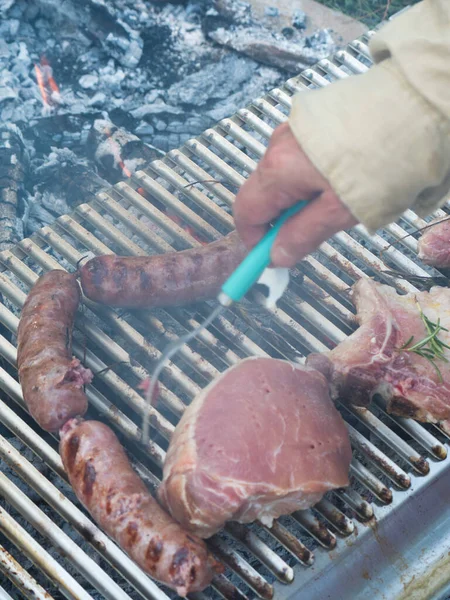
[142,200,307,443]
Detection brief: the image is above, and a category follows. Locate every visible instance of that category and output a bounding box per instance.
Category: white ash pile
[0,0,337,248]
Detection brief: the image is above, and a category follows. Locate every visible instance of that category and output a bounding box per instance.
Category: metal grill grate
[0,28,449,600]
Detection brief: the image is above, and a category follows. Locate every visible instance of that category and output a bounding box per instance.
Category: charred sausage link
[79,231,247,308]
[60,419,221,595]
[17,270,92,432]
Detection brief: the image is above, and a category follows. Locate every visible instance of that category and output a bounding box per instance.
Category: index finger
[233,123,326,249]
[233,169,295,249]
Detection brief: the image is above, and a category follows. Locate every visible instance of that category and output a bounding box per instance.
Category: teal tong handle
[221,200,308,304]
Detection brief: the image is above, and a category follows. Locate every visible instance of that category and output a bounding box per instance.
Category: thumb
[271,190,358,268]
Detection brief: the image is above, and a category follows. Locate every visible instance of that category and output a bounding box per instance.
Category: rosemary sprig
[397,303,449,383]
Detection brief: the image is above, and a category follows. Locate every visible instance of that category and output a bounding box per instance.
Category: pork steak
[158,357,352,539]
[307,278,450,434]
[418,217,450,268]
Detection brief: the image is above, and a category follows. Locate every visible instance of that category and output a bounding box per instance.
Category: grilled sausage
[79,231,247,308]
[17,270,92,432]
[60,419,221,595]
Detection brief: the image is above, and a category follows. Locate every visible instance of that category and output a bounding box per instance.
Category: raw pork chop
[307,278,450,434]
[158,357,351,539]
[418,217,450,268]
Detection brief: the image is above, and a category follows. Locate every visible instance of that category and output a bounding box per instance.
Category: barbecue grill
[0,25,449,600]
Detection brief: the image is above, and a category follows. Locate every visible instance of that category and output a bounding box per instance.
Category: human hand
[233,123,358,268]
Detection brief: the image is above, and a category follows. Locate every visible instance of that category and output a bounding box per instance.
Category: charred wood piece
[32,148,109,209]
[205,20,335,72]
[0,124,27,251]
[87,119,163,184]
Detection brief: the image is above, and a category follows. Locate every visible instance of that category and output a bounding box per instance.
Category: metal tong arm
[220,200,308,304]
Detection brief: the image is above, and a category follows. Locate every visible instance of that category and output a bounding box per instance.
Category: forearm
[288,0,450,233]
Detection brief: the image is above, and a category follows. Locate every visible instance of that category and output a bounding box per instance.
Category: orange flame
[34,57,61,110]
[118,159,132,178]
[104,126,133,179]
[40,56,60,95]
[34,64,48,107]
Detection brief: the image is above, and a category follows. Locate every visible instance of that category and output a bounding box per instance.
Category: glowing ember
[118,160,132,178]
[41,56,61,96]
[104,126,133,179]
[166,211,208,245]
[34,64,48,107]
[135,187,207,243]
[34,57,61,113]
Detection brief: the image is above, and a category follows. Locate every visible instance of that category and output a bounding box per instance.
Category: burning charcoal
[146,112,215,152]
[129,102,183,125]
[26,113,103,154]
[292,9,307,30]
[87,119,163,183]
[0,0,16,15]
[31,148,109,209]
[281,27,295,40]
[0,124,27,251]
[0,86,17,101]
[264,6,279,18]
[307,28,334,49]
[167,54,257,106]
[0,38,9,57]
[213,0,253,26]
[79,73,99,89]
[22,194,59,234]
[78,0,144,68]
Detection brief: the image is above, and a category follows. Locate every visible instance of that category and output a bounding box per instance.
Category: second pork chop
[307,278,450,434]
[418,217,450,268]
[158,357,351,539]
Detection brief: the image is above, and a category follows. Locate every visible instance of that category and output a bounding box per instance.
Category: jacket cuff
[288,59,449,233]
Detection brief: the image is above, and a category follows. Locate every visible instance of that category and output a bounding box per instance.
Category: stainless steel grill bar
[225,523,294,584]
[334,488,373,521]
[0,584,15,600]
[0,505,94,600]
[165,152,235,208]
[335,50,369,73]
[372,396,447,460]
[262,520,313,566]
[221,116,270,154]
[349,459,392,504]
[0,432,169,600]
[0,544,54,600]
[314,498,354,536]
[183,139,246,187]
[208,538,273,600]
[346,423,411,489]
[212,574,249,600]
[0,470,133,600]
[292,511,336,549]
[347,405,429,474]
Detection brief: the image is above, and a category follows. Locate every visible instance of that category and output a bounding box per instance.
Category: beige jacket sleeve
[288,0,450,233]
